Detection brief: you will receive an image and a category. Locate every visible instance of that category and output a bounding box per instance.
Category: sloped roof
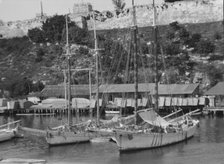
[205,82,224,95]
[41,85,96,97]
[96,83,199,95]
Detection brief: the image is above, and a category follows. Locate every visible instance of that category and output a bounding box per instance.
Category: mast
[152,0,159,112]
[92,11,100,125]
[40,1,44,19]
[63,70,68,111]
[132,0,138,125]
[66,14,72,126]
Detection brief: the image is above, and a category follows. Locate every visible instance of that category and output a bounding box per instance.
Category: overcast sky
[0,0,163,21]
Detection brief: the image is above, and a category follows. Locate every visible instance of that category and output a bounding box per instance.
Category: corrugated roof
[96,83,199,95]
[41,85,95,97]
[205,82,224,95]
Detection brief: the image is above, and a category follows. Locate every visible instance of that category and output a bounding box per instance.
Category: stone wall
[88,0,223,30]
[0,0,222,38]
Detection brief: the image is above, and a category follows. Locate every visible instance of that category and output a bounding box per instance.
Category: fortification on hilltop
[0,0,222,38]
[87,0,223,30]
[69,2,93,29]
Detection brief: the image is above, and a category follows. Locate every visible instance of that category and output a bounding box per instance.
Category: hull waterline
[115,123,197,152]
[0,128,17,142]
[46,131,91,146]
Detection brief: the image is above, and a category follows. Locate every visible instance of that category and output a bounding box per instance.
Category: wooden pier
[1,107,91,116]
[203,106,224,115]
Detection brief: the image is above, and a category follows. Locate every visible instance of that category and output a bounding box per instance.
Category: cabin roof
[96,83,199,95]
[41,85,95,97]
[205,82,224,96]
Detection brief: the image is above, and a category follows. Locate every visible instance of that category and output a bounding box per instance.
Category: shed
[95,83,199,98]
[205,82,224,106]
[40,85,95,98]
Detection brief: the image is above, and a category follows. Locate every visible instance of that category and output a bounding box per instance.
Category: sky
[0,0,161,22]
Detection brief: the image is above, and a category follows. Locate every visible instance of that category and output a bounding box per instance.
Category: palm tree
[112,0,126,13]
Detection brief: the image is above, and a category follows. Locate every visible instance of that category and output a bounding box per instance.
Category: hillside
[0,37,95,97]
[0,0,223,97]
[0,21,223,86]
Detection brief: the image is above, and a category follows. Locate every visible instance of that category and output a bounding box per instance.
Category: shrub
[214,32,222,40]
[195,39,215,54]
[28,28,45,43]
[35,48,45,62]
[187,33,201,48]
[42,15,66,43]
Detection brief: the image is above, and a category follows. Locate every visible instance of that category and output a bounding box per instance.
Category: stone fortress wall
[87,0,223,30]
[0,0,223,38]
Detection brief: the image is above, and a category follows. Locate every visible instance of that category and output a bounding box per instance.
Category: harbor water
[0,115,224,164]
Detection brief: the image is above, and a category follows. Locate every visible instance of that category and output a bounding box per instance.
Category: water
[1,115,224,164]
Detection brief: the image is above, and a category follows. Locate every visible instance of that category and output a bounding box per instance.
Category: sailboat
[0,120,21,142]
[45,15,92,146]
[86,10,116,142]
[113,0,199,151]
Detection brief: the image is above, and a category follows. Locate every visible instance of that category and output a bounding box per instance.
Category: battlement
[73,3,93,17]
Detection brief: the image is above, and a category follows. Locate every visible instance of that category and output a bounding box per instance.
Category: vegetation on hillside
[112,0,126,14]
[0,13,223,98]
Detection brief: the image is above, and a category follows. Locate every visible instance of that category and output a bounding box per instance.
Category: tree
[197,64,224,87]
[112,0,126,13]
[162,22,196,82]
[195,39,215,55]
[35,48,45,62]
[42,15,66,43]
[28,28,45,43]
[62,24,89,45]
[7,77,33,97]
[32,81,45,92]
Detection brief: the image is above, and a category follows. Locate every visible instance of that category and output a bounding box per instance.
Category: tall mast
[63,70,67,111]
[152,0,159,112]
[40,1,44,19]
[132,0,138,125]
[92,11,100,125]
[66,14,72,126]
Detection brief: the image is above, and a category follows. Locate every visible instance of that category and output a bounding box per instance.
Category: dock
[203,106,224,115]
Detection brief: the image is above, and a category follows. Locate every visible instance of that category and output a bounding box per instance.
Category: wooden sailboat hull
[0,128,17,142]
[114,123,198,151]
[46,131,91,146]
[105,111,120,114]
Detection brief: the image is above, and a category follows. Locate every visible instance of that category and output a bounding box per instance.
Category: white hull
[0,128,17,142]
[114,123,197,151]
[46,131,91,146]
[105,111,120,114]
[90,137,111,143]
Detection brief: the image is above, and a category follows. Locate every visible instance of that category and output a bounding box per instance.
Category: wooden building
[205,82,224,107]
[95,83,200,101]
[40,85,95,99]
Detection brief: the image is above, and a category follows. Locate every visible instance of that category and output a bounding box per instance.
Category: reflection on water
[0,115,224,164]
